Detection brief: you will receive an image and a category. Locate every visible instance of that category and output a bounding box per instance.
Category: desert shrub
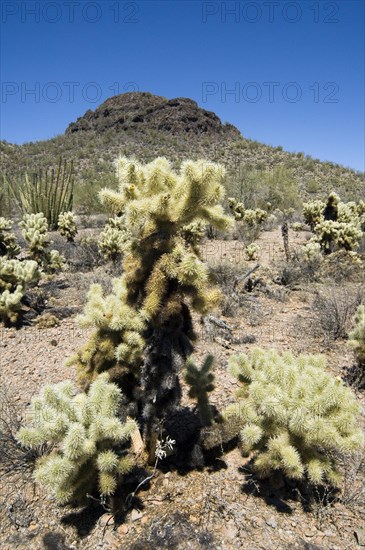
[276,242,323,286]
[19,213,65,273]
[320,249,364,283]
[6,158,74,230]
[74,169,118,216]
[0,217,20,258]
[57,211,78,242]
[312,286,364,340]
[16,375,138,505]
[226,166,301,212]
[228,348,364,485]
[0,257,40,323]
[76,235,103,271]
[291,222,303,232]
[0,383,47,476]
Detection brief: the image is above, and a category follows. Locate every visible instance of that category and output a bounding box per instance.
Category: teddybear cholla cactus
[0,257,40,323]
[349,305,365,367]
[19,213,65,273]
[229,348,364,485]
[19,213,50,260]
[16,375,137,504]
[0,217,20,258]
[185,355,215,427]
[314,220,362,253]
[58,211,78,242]
[72,157,232,459]
[98,216,129,262]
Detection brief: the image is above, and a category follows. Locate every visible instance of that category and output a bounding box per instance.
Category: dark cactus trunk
[141,302,195,463]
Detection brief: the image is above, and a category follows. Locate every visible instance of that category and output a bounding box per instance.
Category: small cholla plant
[16,375,138,505]
[19,213,65,273]
[291,222,303,232]
[227,198,267,226]
[0,257,40,323]
[228,197,245,221]
[58,211,78,242]
[245,243,260,261]
[303,200,326,230]
[349,305,365,367]
[0,217,20,258]
[229,348,364,485]
[299,241,322,262]
[19,213,50,261]
[98,216,129,263]
[185,355,215,427]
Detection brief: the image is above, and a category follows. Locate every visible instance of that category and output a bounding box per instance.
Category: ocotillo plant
[6,158,74,230]
[185,355,215,427]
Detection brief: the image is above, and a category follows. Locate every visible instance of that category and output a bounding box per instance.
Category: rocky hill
[1,92,364,215]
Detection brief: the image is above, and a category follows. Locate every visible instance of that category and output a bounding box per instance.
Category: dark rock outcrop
[66,92,241,137]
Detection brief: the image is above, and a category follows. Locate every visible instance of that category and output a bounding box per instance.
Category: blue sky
[1,0,364,171]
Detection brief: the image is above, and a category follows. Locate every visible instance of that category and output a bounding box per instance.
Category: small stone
[118,524,129,534]
[28,523,38,532]
[266,518,277,529]
[305,527,318,537]
[131,509,143,522]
